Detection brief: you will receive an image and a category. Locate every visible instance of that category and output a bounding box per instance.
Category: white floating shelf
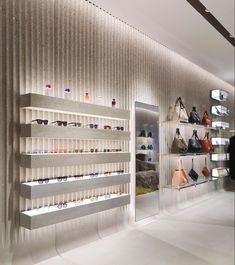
[212,167,230,177]
[20,124,130,140]
[20,93,130,120]
[20,194,130,230]
[211,105,229,117]
[210,90,229,102]
[20,152,131,168]
[21,173,130,199]
[161,153,209,157]
[211,137,229,146]
[161,121,216,130]
[211,153,229,161]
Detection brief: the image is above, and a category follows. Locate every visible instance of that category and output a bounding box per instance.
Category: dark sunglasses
[57,176,67,182]
[89,172,99,177]
[104,171,112,175]
[38,178,49,184]
[113,126,124,131]
[57,202,67,209]
[84,124,98,129]
[52,121,67,126]
[141,145,146,150]
[116,170,124,174]
[67,122,82,127]
[147,145,153,150]
[32,119,48,125]
[90,148,98,153]
[74,174,84,179]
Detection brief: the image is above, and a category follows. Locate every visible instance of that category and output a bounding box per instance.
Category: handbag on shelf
[172,159,189,188]
[201,111,212,126]
[189,106,201,125]
[188,130,202,153]
[171,97,189,123]
[202,157,210,178]
[201,132,214,153]
[171,128,188,153]
[188,158,199,181]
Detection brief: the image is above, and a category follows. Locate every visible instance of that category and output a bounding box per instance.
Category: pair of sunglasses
[57,176,67,182]
[90,148,98,153]
[104,125,111,130]
[113,126,124,131]
[116,170,124,174]
[52,121,67,126]
[38,178,49,184]
[90,196,99,202]
[104,171,112,175]
[89,172,99,177]
[32,119,48,125]
[68,122,82,127]
[83,124,98,129]
[74,174,84,179]
[74,149,84,153]
[57,202,67,209]
[104,193,111,199]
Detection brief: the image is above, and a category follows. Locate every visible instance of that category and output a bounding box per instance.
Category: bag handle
[192,130,199,140]
[204,157,207,167]
[192,158,194,169]
[175,128,182,139]
[203,132,209,140]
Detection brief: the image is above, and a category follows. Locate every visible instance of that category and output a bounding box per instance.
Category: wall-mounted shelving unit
[20,194,130,230]
[20,93,130,120]
[21,173,131,199]
[20,152,130,168]
[20,124,130,140]
[19,93,131,229]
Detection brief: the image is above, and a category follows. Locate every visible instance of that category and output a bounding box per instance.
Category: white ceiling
[91,0,235,86]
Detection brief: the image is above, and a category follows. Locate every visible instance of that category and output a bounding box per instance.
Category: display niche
[135,102,159,221]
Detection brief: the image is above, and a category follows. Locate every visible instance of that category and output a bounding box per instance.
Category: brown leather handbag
[201,111,212,126]
[202,157,210,178]
[172,159,189,188]
[201,132,214,153]
[171,128,188,153]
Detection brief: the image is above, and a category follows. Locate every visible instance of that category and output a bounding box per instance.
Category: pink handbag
[172,159,189,188]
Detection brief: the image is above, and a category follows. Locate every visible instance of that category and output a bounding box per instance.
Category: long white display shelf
[211,137,229,146]
[20,152,131,168]
[211,153,229,161]
[20,93,130,120]
[20,194,130,230]
[21,173,131,199]
[163,177,218,190]
[161,153,209,157]
[20,124,130,140]
[211,167,230,178]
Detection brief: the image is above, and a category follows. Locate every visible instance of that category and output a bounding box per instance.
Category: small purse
[202,157,210,178]
[201,132,214,153]
[188,158,199,181]
[172,97,189,123]
[171,128,188,153]
[189,106,201,124]
[188,130,202,153]
[201,111,212,126]
[172,159,189,188]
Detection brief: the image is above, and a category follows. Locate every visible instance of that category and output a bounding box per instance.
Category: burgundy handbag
[202,157,210,178]
[201,132,214,153]
[202,111,212,126]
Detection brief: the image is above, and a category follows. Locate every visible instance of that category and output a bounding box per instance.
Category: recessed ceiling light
[229,34,234,38]
[205,9,210,13]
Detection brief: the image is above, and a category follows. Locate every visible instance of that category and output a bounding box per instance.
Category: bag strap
[192,158,194,169]
[192,130,199,140]
[203,132,209,140]
[204,157,207,167]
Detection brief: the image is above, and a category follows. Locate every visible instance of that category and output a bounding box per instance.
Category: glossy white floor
[36,190,234,265]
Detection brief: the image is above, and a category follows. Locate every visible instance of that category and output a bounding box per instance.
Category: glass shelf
[162,120,217,130]
[161,152,209,157]
[210,90,229,102]
[163,177,218,190]
[211,105,229,117]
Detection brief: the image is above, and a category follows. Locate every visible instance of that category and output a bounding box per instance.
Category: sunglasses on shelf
[50,149,67,153]
[104,171,112,175]
[90,148,98,153]
[74,149,84,153]
[89,172,99,177]
[57,202,67,209]
[104,193,111,199]
[37,178,49,184]
[57,176,68,182]
[51,121,68,126]
[67,122,82,127]
[90,195,99,202]
[116,170,124,174]
[83,124,98,129]
[113,126,124,131]
[31,119,48,125]
[74,174,84,179]
[104,125,111,130]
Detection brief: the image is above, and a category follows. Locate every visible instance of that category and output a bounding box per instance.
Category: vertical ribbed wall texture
[0,0,234,263]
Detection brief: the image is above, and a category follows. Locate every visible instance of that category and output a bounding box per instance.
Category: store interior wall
[0,0,234,264]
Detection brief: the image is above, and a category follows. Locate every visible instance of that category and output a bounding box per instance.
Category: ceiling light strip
[186,0,235,47]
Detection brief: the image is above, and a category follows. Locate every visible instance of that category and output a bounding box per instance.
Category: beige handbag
[172,97,189,123]
[172,159,189,188]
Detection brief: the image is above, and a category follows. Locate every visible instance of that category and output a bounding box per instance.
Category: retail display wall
[0,0,234,264]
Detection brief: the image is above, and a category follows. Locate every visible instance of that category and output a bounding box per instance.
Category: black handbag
[189,106,201,124]
[188,158,199,181]
[188,130,202,153]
